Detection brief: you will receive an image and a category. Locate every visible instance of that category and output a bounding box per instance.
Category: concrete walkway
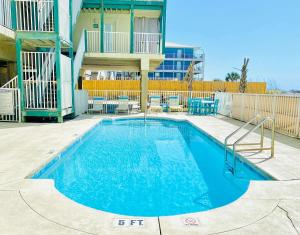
[0,114,300,235]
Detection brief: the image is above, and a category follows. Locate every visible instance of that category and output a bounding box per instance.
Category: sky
[166,0,300,90]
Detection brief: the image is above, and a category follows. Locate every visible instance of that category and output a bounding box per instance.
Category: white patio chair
[149,96,163,112]
[168,96,183,112]
[89,97,105,114]
[116,96,130,114]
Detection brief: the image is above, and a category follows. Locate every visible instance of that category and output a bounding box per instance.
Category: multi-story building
[149,42,205,81]
[0,0,167,122]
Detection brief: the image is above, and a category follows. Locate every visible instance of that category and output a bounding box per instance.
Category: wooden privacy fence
[216,93,300,138]
[82,80,266,94]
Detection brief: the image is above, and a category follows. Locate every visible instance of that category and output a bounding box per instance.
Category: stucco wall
[0,43,16,62]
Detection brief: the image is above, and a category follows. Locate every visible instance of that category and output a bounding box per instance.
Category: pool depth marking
[113,218,145,228]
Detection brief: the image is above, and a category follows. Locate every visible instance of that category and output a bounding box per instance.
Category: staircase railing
[225,115,275,174]
[22,51,57,109]
[74,30,86,87]
[0,0,12,29]
[15,0,54,31]
[0,76,21,122]
[1,76,18,88]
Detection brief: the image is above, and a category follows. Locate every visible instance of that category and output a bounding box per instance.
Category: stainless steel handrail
[224,115,260,162]
[224,115,275,175]
[231,117,275,174]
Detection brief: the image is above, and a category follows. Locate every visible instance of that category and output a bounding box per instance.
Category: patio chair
[211,99,219,115]
[191,98,205,115]
[115,96,130,114]
[188,98,193,114]
[131,101,140,114]
[149,96,163,112]
[168,96,183,112]
[89,97,105,114]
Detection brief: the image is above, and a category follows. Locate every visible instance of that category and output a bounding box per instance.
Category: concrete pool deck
[0,114,300,235]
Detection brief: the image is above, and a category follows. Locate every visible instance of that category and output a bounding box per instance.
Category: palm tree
[225,72,240,82]
[239,58,249,93]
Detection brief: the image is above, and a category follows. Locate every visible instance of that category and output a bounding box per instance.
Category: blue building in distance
[149,42,205,81]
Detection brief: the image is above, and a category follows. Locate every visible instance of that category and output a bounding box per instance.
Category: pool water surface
[33,118,268,217]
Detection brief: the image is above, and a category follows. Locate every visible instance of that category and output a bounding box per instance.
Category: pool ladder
[224,115,275,175]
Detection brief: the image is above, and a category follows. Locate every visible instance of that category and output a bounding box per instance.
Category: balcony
[165,53,205,61]
[86,31,162,54]
[14,0,70,42]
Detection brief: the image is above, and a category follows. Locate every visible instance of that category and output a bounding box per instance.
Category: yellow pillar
[140,70,149,112]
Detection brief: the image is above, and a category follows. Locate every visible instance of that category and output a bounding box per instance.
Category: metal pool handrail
[225,115,275,175]
[225,115,260,162]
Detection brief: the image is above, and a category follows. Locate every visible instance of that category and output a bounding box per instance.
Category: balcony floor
[0,25,15,42]
[83,52,164,72]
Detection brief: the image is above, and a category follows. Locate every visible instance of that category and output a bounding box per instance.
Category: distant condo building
[149,42,205,81]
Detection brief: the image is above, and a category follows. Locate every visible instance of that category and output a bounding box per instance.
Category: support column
[55,36,63,123]
[16,38,25,122]
[162,0,167,53]
[69,0,75,115]
[140,58,150,112]
[130,0,134,53]
[100,0,104,53]
[140,70,149,112]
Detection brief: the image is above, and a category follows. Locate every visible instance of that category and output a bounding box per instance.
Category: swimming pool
[33,118,269,217]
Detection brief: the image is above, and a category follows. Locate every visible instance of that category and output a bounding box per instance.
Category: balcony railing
[104,32,130,53]
[0,0,12,28]
[15,0,54,31]
[165,53,205,61]
[15,0,69,40]
[134,32,161,54]
[86,31,100,52]
[86,31,162,54]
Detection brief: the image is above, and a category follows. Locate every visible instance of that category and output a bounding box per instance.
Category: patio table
[201,100,215,115]
[103,100,139,114]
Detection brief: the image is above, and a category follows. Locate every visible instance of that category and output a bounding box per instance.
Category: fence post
[254,94,258,118]
[272,95,276,119]
[241,93,245,121]
[296,97,300,138]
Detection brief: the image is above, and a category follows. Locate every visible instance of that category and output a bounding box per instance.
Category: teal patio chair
[188,98,193,114]
[212,99,219,115]
[191,98,204,115]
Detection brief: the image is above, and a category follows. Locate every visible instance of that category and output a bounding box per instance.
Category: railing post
[84,29,87,52]
[55,36,62,122]
[296,97,300,138]
[100,0,104,53]
[254,94,258,118]
[16,39,25,121]
[241,93,245,121]
[272,95,276,118]
[11,0,16,30]
[54,0,59,34]
[162,0,167,54]
[130,0,134,53]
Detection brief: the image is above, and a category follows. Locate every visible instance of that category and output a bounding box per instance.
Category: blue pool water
[33,118,268,217]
